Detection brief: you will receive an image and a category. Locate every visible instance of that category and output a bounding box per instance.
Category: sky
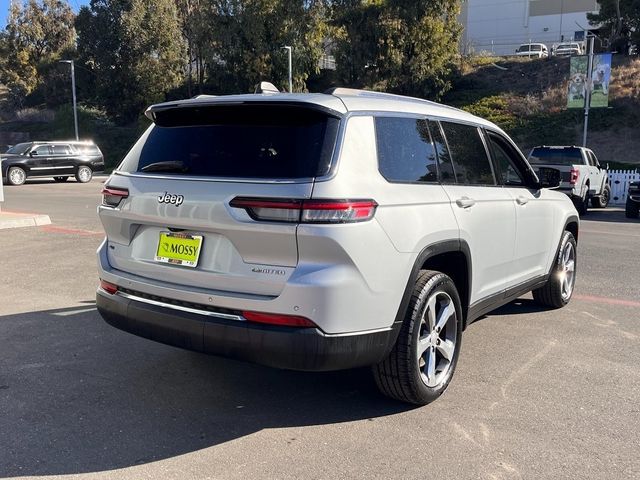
[0,0,89,28]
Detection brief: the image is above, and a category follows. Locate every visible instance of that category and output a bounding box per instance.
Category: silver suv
[96,88,579,405]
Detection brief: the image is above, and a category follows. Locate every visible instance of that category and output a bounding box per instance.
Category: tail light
[101,186,129,207]
[569,168,579,185]
[230,197,378,224]
[99,279,118,295]
[242,310,317,328]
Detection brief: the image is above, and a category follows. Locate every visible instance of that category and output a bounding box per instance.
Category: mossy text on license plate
[155,232,203,268]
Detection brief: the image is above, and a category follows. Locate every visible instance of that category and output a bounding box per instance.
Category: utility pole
[582,35,595,147]
[59,60,79,141]
[282,46,292,93]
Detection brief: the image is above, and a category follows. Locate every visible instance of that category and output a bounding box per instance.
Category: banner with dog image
[567,53,612,109]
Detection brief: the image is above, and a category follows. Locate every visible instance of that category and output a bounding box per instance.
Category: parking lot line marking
[574,294,640,308]
[40,225,104,237]
[53,307,97,317]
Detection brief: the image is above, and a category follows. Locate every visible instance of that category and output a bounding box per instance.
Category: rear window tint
[118,105,340,179]
[375,117,439,183]
[440,122,495,185]
[52,145,72,154]
[528,148,582,166]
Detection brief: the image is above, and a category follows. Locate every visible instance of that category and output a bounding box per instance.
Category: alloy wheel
[560,242,576,300]
[417,291,457,388]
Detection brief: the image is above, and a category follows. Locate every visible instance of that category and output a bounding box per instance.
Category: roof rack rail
[324,87,465,113]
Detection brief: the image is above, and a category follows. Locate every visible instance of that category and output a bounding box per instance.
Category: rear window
[518,44,542,52]
[75,144,101,154]
[375,117,439,183]
[528,148,582,166]
[118,105,340,179]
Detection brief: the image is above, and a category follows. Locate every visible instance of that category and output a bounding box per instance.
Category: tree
[589,0,640,53]
[202,0,330,93]
[0,0,75,107]
[332,0,462,99]
[76,0,186,123]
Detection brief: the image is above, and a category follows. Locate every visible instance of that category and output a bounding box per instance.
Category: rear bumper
[96,289,399,371]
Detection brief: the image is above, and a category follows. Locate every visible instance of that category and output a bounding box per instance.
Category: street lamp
[281,46,292,93]
[59,60,79,141]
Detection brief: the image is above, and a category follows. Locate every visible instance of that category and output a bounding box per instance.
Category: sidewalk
[0,209,51,230]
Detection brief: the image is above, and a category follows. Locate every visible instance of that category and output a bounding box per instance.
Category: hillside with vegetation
[1,1,638,170]
[446,55,640,168]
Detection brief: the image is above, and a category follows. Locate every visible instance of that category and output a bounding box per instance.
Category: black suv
[626,181,640,219]
[0,141,104,185]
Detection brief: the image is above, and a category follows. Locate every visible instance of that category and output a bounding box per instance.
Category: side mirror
[30,151,37,156]
[535,167,562,189]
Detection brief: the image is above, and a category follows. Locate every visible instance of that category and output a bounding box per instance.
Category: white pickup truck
[528,146,610,215]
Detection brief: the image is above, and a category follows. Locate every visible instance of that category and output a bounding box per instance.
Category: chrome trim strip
[30,166,74,171]
[116,291,246,322]
[322,326,393,338]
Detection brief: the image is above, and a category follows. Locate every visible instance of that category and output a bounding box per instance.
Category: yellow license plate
[155,232,203,268]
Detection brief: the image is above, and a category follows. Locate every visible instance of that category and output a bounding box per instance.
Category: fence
[608,170,640,205]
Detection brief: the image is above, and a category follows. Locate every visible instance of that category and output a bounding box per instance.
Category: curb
[0,211,52,230]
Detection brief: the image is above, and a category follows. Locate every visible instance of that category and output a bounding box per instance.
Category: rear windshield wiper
[140,161,189,173]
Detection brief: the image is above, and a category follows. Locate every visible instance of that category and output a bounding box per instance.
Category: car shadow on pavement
[470,298,549,325]
[0,305,413,477]
[581,209,638,224]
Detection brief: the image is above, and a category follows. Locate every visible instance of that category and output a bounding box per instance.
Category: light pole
[281,46,292,93]
[59,60,79,141]
[559,0,564,42]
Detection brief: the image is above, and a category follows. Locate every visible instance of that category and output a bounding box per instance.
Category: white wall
[462,0,596,56]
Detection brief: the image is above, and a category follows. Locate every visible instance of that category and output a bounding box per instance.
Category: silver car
[97,87,579,405]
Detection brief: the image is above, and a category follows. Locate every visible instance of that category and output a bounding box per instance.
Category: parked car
[0,140,104,185]
[96,86,579,405]
[626,180,640,218]
[553,42,584,57]
[528,145,610,215]
[515,43,549,58]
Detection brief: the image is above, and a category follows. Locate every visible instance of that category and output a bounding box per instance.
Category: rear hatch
[528,147,582,185]
[99,102,341,297]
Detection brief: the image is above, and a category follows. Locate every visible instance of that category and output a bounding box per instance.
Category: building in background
[459,0,599,56]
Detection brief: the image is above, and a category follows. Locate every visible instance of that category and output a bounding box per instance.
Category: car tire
[373,270,462,405]
[53,176,69,183]
[591,185,610,208]
[626,199,640,219]
[7,166,27,186]
[75,166,93,183]
[533,231,577,308]
[574,189,588,216]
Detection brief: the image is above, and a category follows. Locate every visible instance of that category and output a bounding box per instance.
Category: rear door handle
[516,196,529,205]
[455,197,476,209]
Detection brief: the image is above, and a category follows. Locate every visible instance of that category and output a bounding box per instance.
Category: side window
[440,122,495,185]
[429,121,456,183]
[52,145,71,155]
[487,132,526,186]
[32,145,50,156]
[375,117,439,183]
[588,151,599,167]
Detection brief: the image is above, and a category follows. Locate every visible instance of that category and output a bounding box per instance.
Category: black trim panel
[467,274,549,323]
[97,290,399,372]
[390,239,472,337]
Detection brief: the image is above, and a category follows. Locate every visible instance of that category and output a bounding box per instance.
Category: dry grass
[609,57,640,105]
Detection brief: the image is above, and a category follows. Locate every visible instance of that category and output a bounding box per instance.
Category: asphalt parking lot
[1,178,639,480]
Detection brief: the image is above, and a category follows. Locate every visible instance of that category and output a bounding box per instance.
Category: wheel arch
[392,240,472,333]
[564,215,579,243]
